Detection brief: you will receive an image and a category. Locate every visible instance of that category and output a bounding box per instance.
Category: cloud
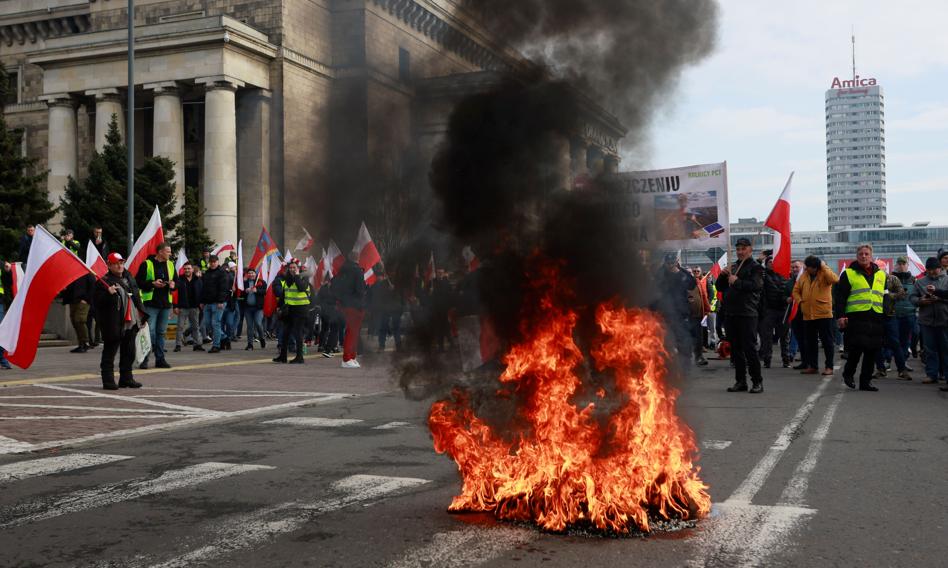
[696,107,822,140]
[888,105,948,132]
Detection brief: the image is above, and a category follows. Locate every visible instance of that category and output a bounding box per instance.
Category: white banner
[611,161,729,249]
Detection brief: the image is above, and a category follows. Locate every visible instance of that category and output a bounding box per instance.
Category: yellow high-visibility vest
[844,268,885,314]
[282,280,311,307]
[140,259,175,303]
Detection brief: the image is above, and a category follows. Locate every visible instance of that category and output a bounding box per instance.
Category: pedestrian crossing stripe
[0,453,133,484]
[263,417,364,427]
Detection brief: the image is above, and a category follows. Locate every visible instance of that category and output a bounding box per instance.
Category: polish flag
[125,206,164,277]
[263,254,283,318]
[85,240,108,277]
[235,240,245,292]
[763,172,793,278]
[709,252,727,279]
[0,226,92,368]
[212,241,236,258]
[788,269,805,322]
[906,245,926,277]
[174,247,189,275]
[462,246,479,272]
[314,248,329,288]
[304,255,317,284]
[327,240,345,275]
[295,228,314,252]
[10,262,24,297]
[353,222,382,285]
[424,251,436,286]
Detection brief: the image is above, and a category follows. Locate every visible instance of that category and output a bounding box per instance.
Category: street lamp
[127,0,135,251]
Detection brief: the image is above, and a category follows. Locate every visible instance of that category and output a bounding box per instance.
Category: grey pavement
[0,346,946,567]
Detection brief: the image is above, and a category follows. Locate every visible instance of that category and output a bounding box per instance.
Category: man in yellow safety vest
[135,242,176,369]
[834,243,885,391]
[273,258,312,364]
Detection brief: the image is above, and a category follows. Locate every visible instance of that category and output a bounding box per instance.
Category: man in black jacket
[317,280,341,357]
[332,252,367,368]
[17,225,34,265]
[716,238,765,393]
[94,253,146,390]
[135,243,176,369]
[174,262,203,352]
[758,255,791,369]
[273,259,313,364]
[654,254,698,366]
[200,255,230,353]
[64,273,96,353]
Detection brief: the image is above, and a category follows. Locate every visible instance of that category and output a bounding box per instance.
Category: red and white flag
[174,247,189,275]
[353,222,382,285]
[314,248,330,288]
[10,262,24,297]
[788,268,805,321]
[295,228,314,252]
[262,254,283,318]
[0,226,92,368]
[235,240,245,292]
[764,172,793,279]
[85,240,108,277]
[327,240,344,275]
[126,206,164,277]
[462,246,479,272]
[906,245,926,277]
[424,251,436,286]
[212,241,236,257]
[709,252,727,279]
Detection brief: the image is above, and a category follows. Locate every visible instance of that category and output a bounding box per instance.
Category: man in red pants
[331,252,367,368]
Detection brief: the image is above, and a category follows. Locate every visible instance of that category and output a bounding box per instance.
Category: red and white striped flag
[353,222,382,285]
[84,240,108,277]
[304,255,317,287]
[0,226,92,368]
[424,251,436,286]
[235,239,245,292]
[462,246,479,272]
[327,240,344,275]
[906,245,926,277]
[211,241,236,258]
[764,172,793,278]
[10,262,24,297]
[174,246,188,275]
[709,252,727,279]
[126,206,164,277]
[295,228,314,252]
[263,254,283,318]
[314,248,330,288]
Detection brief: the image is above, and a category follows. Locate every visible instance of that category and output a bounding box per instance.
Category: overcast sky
[638,0,948,231]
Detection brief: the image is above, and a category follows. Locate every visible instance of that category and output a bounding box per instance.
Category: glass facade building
[825,83,886,231]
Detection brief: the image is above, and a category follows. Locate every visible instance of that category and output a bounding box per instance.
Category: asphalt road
[0,346,946,567]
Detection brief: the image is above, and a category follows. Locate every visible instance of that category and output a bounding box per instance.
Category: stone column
[86,88,125,151]
[41,94,78,229]
[570,138,589,177]
[147,82,185,214]
[197,76,244,246]
[237,89,271,248]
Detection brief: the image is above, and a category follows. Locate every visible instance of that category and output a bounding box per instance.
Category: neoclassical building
[2,0,625,249]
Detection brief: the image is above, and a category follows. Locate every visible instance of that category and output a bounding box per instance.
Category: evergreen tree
[61,116,182,256]
[0,68,55,261]
[178,185,213,260]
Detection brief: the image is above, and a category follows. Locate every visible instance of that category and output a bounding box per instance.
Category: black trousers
[729,315,762,385]
[804,318,835,370]
[100,328,136,384]
[843,345,879,387]
[758,308,790,364]
[280,311,306,358]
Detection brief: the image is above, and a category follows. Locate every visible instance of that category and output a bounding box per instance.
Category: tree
[61,116,181,256]
[0,68,55,261]
[178,185,213,259]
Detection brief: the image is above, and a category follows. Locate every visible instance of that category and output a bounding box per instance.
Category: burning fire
[429,263,711,533]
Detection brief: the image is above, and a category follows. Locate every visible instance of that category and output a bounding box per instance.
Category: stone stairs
[39,332,71,348]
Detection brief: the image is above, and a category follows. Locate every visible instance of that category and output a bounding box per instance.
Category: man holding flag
[135,243,176,369]
[95,253,147,390]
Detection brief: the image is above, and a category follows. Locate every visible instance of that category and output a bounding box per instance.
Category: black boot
[272,351,288,363]
[727,382,749,392]
[289,354,304,364]
[118,375,142,389]
[843,375,856,389]
[102,373,119,390]
[749,382,764,393]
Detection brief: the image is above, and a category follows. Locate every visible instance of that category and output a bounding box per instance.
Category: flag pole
[126,0,135,252]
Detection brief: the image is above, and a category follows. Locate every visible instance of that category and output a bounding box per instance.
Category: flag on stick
[10,262,24,297]
[295,228,314,252]
[709,252,727,279]
[327,240,344,275]
[462,246,479,272]
[174,247,189,276]
[85,241,108,277]
[248,227,280,272]
[0,226,92,368]
[211,241,236,257]
[764,172,793,278]
[353,222,382,285]
[263,254,283,318]
[424,252,436,286]
[125,206,164,277]
[906,245,926,277]
[235,240,245,292]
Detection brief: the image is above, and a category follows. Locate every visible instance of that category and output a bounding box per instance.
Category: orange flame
[429,264,711,533]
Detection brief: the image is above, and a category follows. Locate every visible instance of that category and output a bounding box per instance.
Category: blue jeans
[0,304,9,367]
[919,324,948,380]
[896,315,916,361]
[244,307,264,345]
[143,306,170,363]
[203,304,224,348]
[876,316,907,372]
[223,305,240,340]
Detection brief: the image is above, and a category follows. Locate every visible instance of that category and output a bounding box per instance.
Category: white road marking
[0,462,274,529]
[58,386,341,395]
[0,415,197,420]
[690,378,841,567]
[0,403,195,414]
[37,384,220,416]
[373,421,412,430]
[144,474,430,568]
[0,393,353,456]
[388,525,536,568]
[0,453,133,484]
[263,417,364,428]
[701,440,732,450]
[0,435,34,453]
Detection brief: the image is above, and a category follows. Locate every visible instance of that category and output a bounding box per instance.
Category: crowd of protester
[655,238,948,394]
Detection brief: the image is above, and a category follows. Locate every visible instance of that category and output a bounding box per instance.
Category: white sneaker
[341,359,361,369]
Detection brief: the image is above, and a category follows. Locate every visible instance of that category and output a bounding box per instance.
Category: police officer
[94,253,147,390]
[273,258,312,364]
[136,242,175,369]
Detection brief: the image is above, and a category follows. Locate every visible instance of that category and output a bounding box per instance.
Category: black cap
[926,257,940,270]
[735,237,752,247]
[208,254,219,262]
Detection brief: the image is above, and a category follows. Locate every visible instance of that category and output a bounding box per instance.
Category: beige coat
[792,264,840,320]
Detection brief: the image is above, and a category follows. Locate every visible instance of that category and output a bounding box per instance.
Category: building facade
[1,0,624,251]
[825,77,886,231]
